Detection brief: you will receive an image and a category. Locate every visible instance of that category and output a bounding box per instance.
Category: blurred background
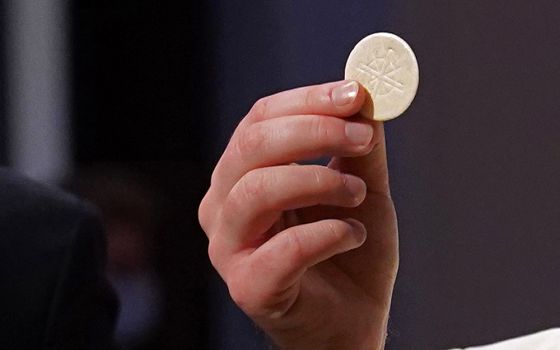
[1,1,559,349]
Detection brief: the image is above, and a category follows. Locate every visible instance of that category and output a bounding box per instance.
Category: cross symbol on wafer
[345,33,419,121]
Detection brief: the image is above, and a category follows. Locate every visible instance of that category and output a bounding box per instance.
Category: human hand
[199,80,398,349]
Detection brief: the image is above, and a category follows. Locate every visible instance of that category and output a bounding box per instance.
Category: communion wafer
[345,33,419,121]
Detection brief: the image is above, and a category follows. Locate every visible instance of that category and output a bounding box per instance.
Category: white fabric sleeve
[448,328,560,350]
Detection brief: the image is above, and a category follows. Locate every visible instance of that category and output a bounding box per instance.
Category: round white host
[345,32,419,121]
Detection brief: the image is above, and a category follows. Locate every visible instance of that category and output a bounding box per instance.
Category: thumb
[329,120,390,197]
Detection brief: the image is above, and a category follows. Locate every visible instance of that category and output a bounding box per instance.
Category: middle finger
[213,115,375,196]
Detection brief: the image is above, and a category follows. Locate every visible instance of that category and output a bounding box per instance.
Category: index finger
[246,80,368,122]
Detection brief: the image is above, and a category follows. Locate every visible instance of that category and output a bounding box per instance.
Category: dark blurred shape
[71,165,163,350]
[70,1,214,348]
[0,168,117,350]
[69,162,210,350]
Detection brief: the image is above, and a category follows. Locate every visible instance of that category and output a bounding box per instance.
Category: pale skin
[198,80,399,349]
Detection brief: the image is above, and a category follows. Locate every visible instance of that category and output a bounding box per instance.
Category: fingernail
[343,174,366,205]
[345,122,373,145]
[342,218,367,244]
[332,81,359,106]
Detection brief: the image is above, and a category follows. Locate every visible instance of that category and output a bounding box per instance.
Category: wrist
[266,311,389,350]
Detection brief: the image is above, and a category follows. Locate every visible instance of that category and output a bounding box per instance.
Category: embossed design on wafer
[345,33,419,121]
[356,48,404,96]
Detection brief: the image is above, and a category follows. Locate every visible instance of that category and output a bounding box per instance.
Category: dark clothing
[0,168,117,349]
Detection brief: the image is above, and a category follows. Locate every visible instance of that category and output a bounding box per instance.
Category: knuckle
[323,220,347,240]
[228,261,278,317]
[228,170,270,209]
[284,229,306,266]
[304,87,320,109]
[198,194,213,233]
[243,170,272,200]
[210,166,220,187]
[233,124,268,158]
[329,169,348,193]
[207,234,236,280]
[309,166,324,188]
[306,116,345,150]
[325,220,338,237]
[308,115,331,141]
[309,165,329,192]
[210,153,230,186]
[249,97,269,121]
[309,166,343,192]
[206,238,221,268]
[227,267,253,311]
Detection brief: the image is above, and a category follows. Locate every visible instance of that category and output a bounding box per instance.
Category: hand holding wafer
[199,33,418,349]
